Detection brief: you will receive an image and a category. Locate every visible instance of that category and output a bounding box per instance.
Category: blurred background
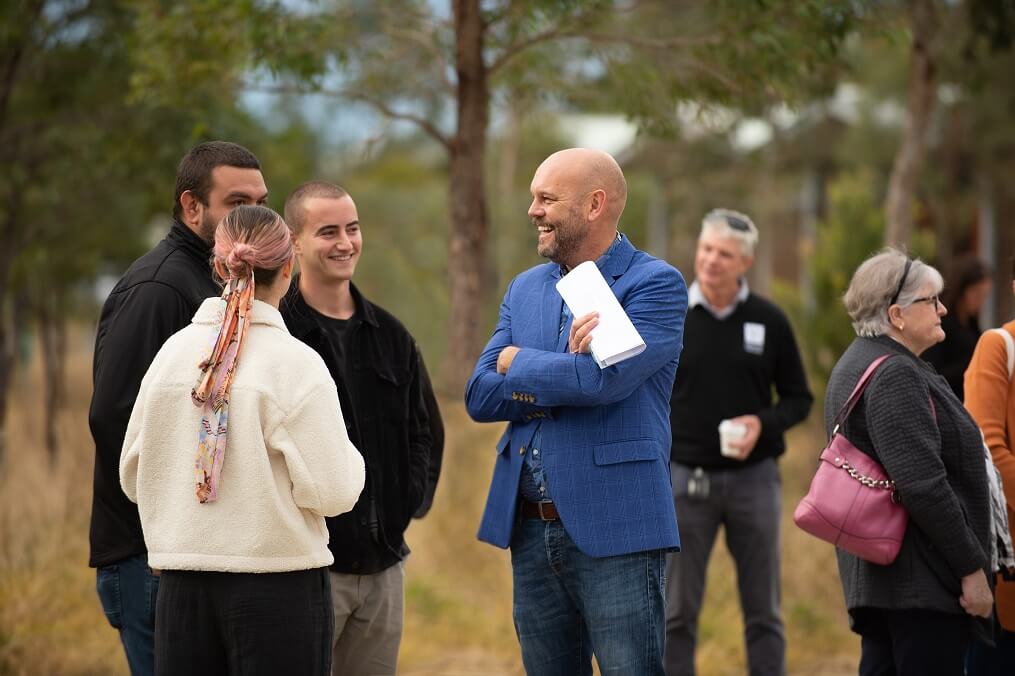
[1,0,1013,673]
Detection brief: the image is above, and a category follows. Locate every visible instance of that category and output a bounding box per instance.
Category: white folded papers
[555,261,646,369]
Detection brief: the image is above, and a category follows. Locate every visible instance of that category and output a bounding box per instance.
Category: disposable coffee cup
[718,419,747,458]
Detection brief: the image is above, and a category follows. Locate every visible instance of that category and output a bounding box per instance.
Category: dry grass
[0,336,859,675]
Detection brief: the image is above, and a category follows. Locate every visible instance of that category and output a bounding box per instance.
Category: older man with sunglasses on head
[665,209,813,676]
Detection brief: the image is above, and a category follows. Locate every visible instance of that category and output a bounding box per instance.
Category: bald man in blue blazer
[465,148,687,676]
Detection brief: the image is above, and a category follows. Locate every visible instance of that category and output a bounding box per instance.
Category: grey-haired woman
[824,248,993,675]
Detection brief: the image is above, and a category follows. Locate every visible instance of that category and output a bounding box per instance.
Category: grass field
[0,339,860,675]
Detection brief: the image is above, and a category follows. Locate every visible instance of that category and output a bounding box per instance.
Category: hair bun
[225,243,255,274]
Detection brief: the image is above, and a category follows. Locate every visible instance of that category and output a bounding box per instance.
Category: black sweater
[669,293,812,469]
[88,222,219,568]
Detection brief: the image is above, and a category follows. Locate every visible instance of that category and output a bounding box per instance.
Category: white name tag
[744,322,766,355]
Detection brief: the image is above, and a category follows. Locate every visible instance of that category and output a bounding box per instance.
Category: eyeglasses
[889,259,912,306]
[911,295,942,311]
[725,215,752,232]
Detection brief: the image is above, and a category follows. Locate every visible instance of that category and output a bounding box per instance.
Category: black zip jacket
[280,279,443,574]
[88,221,219,568]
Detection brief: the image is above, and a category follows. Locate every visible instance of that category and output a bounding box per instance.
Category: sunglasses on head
[725,215,751,232]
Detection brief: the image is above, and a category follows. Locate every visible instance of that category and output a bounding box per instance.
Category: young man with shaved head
[466,148,688,675]
[90,141,267,676]
[280,181,443,676]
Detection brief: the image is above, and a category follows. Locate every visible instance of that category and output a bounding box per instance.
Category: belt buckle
[537,501,552,520]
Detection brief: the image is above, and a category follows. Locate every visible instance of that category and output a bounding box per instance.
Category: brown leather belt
[520,500,560,521]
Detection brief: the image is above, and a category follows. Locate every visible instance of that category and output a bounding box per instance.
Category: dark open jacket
[280,279,443,574]
[89,221,219,568]
[824,335,992,641]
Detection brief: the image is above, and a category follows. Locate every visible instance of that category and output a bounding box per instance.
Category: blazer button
[519,446,526,455]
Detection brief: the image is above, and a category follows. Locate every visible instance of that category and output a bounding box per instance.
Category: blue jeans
[96,554,159,676]
[510,518,666,676]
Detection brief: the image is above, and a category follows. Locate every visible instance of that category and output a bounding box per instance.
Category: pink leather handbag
[793,355,908,566]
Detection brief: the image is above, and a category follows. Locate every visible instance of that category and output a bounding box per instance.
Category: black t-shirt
[308,308,355,375]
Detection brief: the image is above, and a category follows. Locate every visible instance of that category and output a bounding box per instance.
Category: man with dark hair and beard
[89,141,267,676]
[466,148,688,675]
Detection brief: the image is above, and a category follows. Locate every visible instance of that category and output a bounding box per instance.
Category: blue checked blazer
[465,235,687,557]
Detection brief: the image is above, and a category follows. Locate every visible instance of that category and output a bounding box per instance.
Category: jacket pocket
[593,439,660,466]
[96,565,122,630]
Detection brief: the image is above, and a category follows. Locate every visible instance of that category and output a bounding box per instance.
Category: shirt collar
[559,231,623,277]
[688,278,750,320]
[280,276,380,339]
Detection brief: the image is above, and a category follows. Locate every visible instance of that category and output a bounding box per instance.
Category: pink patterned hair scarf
[191,205,293,503]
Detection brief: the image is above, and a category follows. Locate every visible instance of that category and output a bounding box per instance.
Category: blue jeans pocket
[96,565,122,630]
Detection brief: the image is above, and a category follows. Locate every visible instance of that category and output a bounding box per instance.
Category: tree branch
[672,55,743,95]
[387,25,456,94]
[352,92,452,149]
[488,26,720,75]
[246,82,452,149]
[487,26,568,74]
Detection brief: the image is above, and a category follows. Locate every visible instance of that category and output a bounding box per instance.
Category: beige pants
[330,563,404,676]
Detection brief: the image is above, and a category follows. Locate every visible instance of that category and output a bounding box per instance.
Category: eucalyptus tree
[129,0,862,390]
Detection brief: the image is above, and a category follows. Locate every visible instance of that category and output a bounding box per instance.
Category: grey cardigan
[824,336,991,636]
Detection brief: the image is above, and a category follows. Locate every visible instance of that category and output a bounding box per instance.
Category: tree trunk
[0,244,20,470]
[0,300,12,471]
[977,170,998,328]
[646,177,670,260]
[38,293,68,468]
[884,0,938,247]
[494,98,524,291]
[442,0,490,395]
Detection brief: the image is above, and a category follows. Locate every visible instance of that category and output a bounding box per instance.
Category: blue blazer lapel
[541,276,563,350]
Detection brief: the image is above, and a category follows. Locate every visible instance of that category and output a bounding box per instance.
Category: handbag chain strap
[838,460,895,490]
[837,458,902,503]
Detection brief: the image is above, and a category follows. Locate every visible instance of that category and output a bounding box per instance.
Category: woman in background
[120,205,364,676]
[964,256,1015,675]
[923,254,991,399]
[824,248,993,675]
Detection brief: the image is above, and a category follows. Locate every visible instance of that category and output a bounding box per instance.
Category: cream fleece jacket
[120,297,365,573]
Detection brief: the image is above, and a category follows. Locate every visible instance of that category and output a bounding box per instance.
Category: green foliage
[335,142,452,371]
[775,170,935,387]
[0,0,333,326]
[1,0,205,318]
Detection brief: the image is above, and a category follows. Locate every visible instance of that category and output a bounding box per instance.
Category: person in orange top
[964,256,1015,675]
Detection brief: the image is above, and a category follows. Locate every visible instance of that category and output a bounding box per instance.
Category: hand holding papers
[555,261,646,369]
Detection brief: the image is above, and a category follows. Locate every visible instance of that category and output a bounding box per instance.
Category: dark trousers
[854,607,969,676]
[155,567,333,676]
[965,610,1015,676]
[665,460,785,676]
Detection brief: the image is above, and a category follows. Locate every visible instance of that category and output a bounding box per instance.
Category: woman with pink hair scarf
[120,204,364,675]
